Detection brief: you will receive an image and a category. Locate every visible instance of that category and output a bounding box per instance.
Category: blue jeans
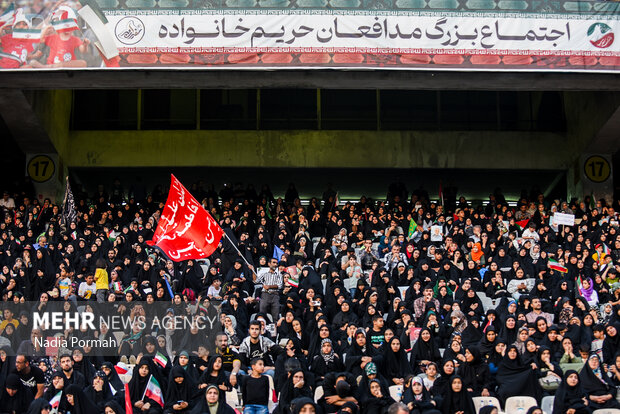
[244,404,269,414]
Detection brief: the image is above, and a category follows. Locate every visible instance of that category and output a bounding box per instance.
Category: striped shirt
[256,268,283,290]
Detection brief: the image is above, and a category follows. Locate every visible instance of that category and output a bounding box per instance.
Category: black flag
[62,177,78,226]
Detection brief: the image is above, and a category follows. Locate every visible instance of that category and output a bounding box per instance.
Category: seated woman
[381,337,413,386]
[276,369,313,414]
[189,385,236,414]
[310,338,345,385]
[402,376,442,414]
[64,385,100,414]
[128,359,165,414]
[578,354,620,410]
[459,346,491,397]
[410,328,441,374]
[197,356,231,399]
[553,370,591,414]
[440,376,475,414]
[84,370,121,412]
[361,379,396,414]
[536,346,563,393]
[165,366,198,414]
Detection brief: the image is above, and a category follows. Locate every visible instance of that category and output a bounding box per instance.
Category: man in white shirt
[0,192,15,210]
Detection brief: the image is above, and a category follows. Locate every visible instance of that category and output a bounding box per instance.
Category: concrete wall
[28,90,619,175]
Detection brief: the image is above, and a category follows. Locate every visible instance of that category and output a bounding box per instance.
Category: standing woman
[495,345,542,403]
[440,376,475,414]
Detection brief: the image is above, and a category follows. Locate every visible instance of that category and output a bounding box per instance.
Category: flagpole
[223,232,258,280]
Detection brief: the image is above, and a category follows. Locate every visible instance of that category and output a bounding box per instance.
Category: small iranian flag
[154,351,168,368]
[548,258,568,273]
[112,281,122,292]
[71,231,77,240]
[12,28,41,39]
[49,391,62,409]
[52,18,79,33]
[123,285,134,294]
[576,274,584,295]
[0,4,15,29]
[142,375,164,407]
[287,274,299,288]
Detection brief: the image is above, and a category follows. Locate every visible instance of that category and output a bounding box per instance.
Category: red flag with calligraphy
[147,174,223,262]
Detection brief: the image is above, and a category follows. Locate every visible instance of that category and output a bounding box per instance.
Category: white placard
[553,212,575,226]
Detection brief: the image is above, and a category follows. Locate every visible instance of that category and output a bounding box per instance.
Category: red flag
[516,218,530,230]
[125,383,133,414]
[147,174,223,262]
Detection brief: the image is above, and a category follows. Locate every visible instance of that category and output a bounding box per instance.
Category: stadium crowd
[0,180,619,414]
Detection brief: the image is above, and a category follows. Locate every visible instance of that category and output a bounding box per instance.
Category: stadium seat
[592,410,620,414]
[472,396,504,414]
[389,385,403,401]
[541,395,554,414]
[314,386,324,403]
[504,396,537,414]
[225,390,241,408]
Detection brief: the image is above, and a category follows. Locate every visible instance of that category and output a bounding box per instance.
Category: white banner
[107,11,620,56]
[553,212,576,226]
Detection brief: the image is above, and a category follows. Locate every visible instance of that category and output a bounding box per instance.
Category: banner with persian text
[0,0,618,71]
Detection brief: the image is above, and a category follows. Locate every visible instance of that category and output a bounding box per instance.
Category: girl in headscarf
[127,359,165,414]
[410,328,441,374]
[26,398,52,414]
[440,376,475,414]
[276,369,313,414]
[602,323,620,364]
[72,347,96,382]
[553,370,590,414]
[579,278,599,307]
[0,373,34,414]
[165,366,198,414]
[189,385,236,414]
[197,356,231,399]
[478,327,498,360]
[101,361,125,392]
[459,346,491,397]
[344,329,382,379]
[381,337,412,386]
[361,379,395,414]
[65,384,101,414]
[84,370,118,412]
[310,338,344,384]
[42,370,68,413]
[536,346,563,393]
[428,360,452,400]
[578,354,620,410]
[402,376,442,414]
[104,400,127,414]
